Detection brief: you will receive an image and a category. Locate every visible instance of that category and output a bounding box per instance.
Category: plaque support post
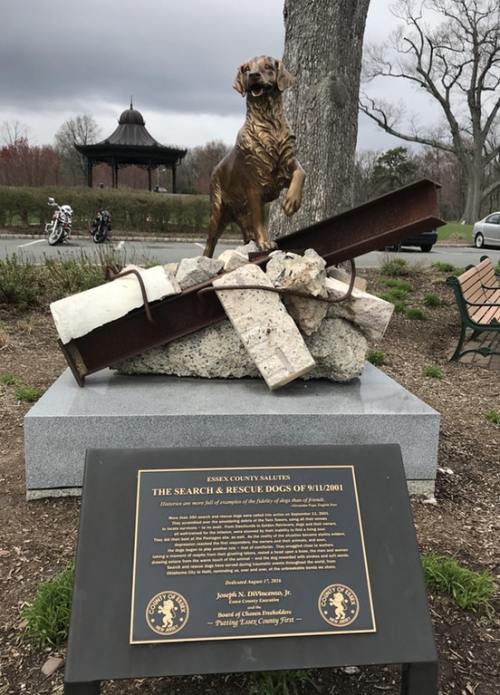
[64,681,100,694]
[401,662,438,694]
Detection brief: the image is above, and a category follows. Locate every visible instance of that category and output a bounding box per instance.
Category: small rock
[41,656,64,677]
[342,666,360,675]
[266,248,328,335]
[217,249,248,272]
[175,256,223,290]
[235,240,260,256]
[438,466,454,476]
[422,495,438,506]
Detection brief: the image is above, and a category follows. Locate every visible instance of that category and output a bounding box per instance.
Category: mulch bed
[0,267,498,695]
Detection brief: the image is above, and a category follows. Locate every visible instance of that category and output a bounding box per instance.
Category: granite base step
[24,364,440,498]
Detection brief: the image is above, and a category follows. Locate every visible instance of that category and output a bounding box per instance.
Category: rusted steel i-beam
[58,178,445,385]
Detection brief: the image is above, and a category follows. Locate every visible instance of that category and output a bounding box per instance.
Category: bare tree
[1,120,29,146]
[54,114,101,185]
[360,0,500,223]
[177,140,230,194]
[269,0,371,237]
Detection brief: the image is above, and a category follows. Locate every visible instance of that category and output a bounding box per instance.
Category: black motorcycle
[90,209,111,243]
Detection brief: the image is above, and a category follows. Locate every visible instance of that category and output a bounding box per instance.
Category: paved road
[1,235,499,268]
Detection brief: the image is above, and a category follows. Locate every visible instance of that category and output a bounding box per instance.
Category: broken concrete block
[175,256,224,290]
[213,264,315,390]
[50,265,181,345]
[325,277,394,341]
[303,318,367,382]
[218,249,248,272]
[116,317,366,383]
[266,248,328,335]
[327,265,368,292]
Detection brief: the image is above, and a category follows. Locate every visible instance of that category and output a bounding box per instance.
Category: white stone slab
[213,264,315,390]
[50,265,180,344]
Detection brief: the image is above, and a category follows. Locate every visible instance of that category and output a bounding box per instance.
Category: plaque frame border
[129,464,376,644]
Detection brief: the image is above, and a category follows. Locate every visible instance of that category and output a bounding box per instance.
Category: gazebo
[75,102,187,192]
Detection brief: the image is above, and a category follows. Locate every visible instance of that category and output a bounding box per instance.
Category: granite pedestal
[24,363,439,498]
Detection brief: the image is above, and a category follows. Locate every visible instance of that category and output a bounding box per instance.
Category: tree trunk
[462,169,483,223]
[269,0,371,238]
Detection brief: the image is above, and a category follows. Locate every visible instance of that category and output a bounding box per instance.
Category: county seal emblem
[146,590,189,636]
[318,584,359,628]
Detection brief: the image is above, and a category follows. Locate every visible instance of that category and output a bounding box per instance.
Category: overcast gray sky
[0,0,425,151]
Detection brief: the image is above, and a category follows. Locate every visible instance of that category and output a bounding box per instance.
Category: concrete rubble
[266,248,328,335]
[50,264,180,345]
[213,264,316,389]
[116,317,366,383]
[325,277,394,342]
[217,249,248,272]
[175,255,223,290]
[50,243,393,389]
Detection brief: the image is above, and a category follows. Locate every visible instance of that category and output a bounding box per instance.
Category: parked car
[472,212,500,248]
[385,229,438,253]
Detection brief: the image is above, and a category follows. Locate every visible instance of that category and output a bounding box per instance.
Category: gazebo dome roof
[118,106,145,126]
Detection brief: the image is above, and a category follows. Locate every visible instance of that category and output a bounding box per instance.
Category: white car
[473,212,500,248]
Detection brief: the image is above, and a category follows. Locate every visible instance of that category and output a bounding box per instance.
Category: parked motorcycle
[45,197,73,246]
[90,208,112,243]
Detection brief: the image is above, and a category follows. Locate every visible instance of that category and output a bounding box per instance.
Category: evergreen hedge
[0,186,211,234]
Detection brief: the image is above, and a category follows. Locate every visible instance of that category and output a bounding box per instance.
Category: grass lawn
[438,222,473,242]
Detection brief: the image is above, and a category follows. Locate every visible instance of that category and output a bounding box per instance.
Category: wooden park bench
[447,256,500,361]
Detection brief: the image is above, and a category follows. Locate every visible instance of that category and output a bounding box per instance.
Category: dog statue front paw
[257,239,278,252]
[282,190,302,217]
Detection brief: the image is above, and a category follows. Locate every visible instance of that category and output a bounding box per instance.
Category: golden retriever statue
[203,55,305,257]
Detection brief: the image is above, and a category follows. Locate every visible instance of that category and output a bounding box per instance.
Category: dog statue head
[233,55,295,97]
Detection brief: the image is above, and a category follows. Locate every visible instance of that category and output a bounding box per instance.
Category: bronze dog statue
[203,55,305,257]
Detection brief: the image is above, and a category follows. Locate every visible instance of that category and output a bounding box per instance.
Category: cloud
[1,0,437,150]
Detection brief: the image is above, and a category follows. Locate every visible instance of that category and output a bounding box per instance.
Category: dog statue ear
[233,65,246,96]
[276,60,295,91]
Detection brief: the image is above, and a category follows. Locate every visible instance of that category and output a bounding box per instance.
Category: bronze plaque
[130,465,376,644]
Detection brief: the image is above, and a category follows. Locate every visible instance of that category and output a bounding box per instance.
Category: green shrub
[380,287,409,302]
[382,278,413,292]
[422,554,495,614]
[394,301,407,314]
[247,670,315,695]
[423,365,444,379]
[406,308,427,320]
[44,253,105,301]
[485,410,500,426]
[0,372,19,386]
[367,350,385,366]
[380,257,411,277]
[15,386,43,403]
[432,261,454,273]
[0,255,42,307]
[0,185,210,235]
[22,562,75,647]
[423,293,442,307]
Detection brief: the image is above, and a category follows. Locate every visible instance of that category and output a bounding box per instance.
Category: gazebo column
[86,159,93,188]
[172,164,177,194]
[147,164,153,192]
[110,159,119,188]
